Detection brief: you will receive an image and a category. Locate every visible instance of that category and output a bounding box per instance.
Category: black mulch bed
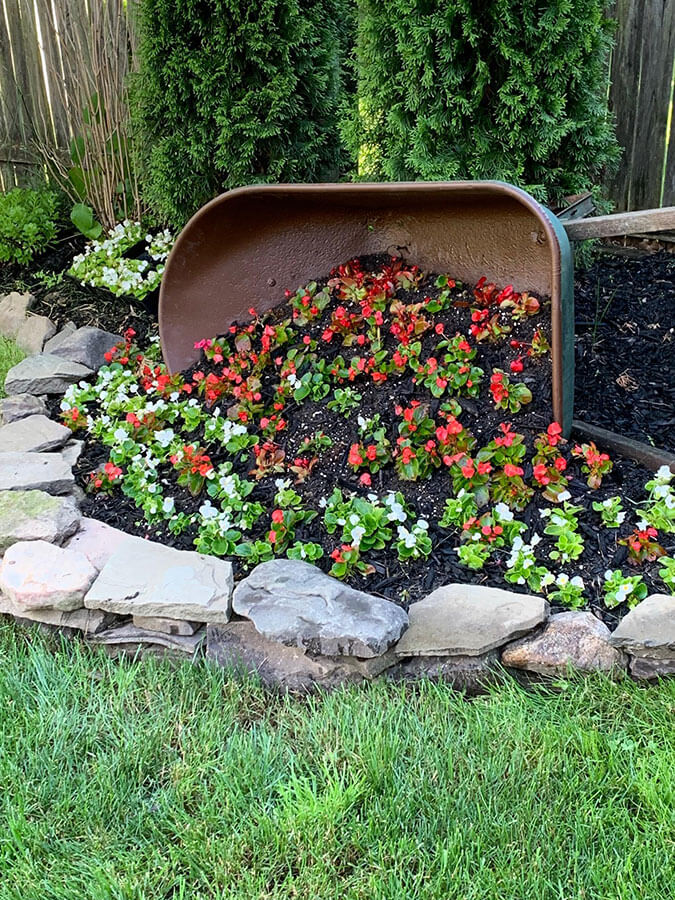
[575,250,675,451]
[57,253,674,630]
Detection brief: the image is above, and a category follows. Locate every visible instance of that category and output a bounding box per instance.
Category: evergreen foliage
[346,0,619,204]
[132,0,352,226]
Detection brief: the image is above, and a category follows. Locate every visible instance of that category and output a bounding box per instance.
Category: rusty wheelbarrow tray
[159,181,675,470]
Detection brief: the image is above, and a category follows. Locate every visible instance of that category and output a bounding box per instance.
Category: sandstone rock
[610,594,675,658]
[60,439,84,469]
[232,559,408,658]
[0,489,80,553]
[629,656,675,680]
[84,539,234,623]
[4,353,92,396]
[49,326,121,370]
[7,604,110,634]
[87,623,205,657]
[0,540,97,611]
[0,451,74,494]
[0,414,72,453]
[501,611,626,675]
[394,583,548,658]
[206,621,397,691]
[133,615,200,635]
[44,321,77,354]
[0,393,47,425]
[0,292,33,340]
[65,517,136,571]
[14,314,56,355]
[392,650,500,692]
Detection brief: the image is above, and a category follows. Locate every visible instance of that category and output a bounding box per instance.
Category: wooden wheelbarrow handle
[563,206,675,240]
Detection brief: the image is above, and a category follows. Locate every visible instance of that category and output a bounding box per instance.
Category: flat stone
[629,655,675,680]
[4,353,93,396]
[0,393,47,425]
[0,414,72,453]
[610,595,675,658]
[0,292,33,340]
[60,439,84,469]
[15,315,56,355]
[207,621,397,691]
[44,321,77,354]
[394,583,548,658]
[133,615,200,635]
[0,540,97,611]
[65,517,136,571]
[0,489,80,553]
[84,539,234,623]
[7,605,110,634]
[87,623,205,657]
[502,611,627,675]
[0,451,74,494]
[232,559,408,658]
[392,651,500,692]
[49,326,121,370]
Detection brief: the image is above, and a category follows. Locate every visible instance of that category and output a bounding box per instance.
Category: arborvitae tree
[132,0,353,226]
[346,0,619,204]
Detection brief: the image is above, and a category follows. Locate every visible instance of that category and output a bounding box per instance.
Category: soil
[574,250,675,451]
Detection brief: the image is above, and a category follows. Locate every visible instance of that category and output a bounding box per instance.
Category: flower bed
[62,256,675,625]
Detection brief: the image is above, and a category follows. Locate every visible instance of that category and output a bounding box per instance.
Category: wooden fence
[1,0,674,210]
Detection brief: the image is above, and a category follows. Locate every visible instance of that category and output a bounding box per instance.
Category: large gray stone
[0,489,80,553]
[502,611,627,675]
[0,292,33,340]
[394,584,548,658]
[65,517,136,571]
[609,594,675,658]
[84,539,234,623]
[44,321,77,354]
[15,315,56,355]
[49,326,121,370]
[207,621,397,691]
[87,623,205,658]
[0,393,47,425]
[0,540,97,611]
[232,560,408,658]
[0,451,74,494]
[4,353,92,396]
[0,414,72,453]
[629,656,675,680]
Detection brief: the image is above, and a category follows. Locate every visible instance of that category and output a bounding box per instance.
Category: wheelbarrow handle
[563,206,675,240]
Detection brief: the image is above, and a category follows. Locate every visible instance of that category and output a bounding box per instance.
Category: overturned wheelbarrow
[160,181,575,432]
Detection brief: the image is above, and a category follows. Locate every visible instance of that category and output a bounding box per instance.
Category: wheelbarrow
[159,181,675,470]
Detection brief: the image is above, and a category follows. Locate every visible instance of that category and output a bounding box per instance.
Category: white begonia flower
[539,508,551,518]
[557,490,572,502]
[653,484,670,499]
[616,583,633,603]
[162,497,175,514]
[113,427,127,442]
[616,511,626,524]
[556,573,569,586]
[530,533,542,547]
[351,525,366,547]
[318,497,328,508]
[155,429,175,448]
[199,501,218,519]
[349,513,360,526]
[275,478,290,491]
[397,526,417,549]
[604,570,613,580]
[367,493,379,503]
[494,502,513,521]
[655,465,673,484]
[512,536,524,552]
[357,415,367,429]
[540,572,555,588]
[570,576,584,588]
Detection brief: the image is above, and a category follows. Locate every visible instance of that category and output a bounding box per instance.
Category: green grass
[0,336,24,398]
[0,623,673,899]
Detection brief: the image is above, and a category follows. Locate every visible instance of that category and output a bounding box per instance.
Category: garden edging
[0,294,673,690]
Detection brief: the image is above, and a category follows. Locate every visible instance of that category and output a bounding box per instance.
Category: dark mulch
[574,250,675,451]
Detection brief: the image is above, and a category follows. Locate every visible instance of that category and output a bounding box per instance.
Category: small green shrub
[0,188,62,265]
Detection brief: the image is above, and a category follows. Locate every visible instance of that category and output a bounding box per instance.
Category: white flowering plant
[640,465,675,532]
[592,495,626,529]
[603,569,648,609]
[658,556,675,594]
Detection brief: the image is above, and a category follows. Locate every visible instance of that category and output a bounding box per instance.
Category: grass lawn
[0,336,24,398]
[0,624,673,899]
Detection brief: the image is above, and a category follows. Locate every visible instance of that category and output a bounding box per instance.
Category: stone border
[0,298,672,691]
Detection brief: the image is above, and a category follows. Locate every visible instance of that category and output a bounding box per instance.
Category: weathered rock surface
[0,451,74,494]
[392,650,500,691]
[0,540,97,611]
[207,621,397,691]
[44,321,77,354]
[48,325,121,370]
[0,489,80,553]
[87,623,205,657]
[0,292,33,340]
[0,393,48,425]
[4,353,92,396]
[60,439,84,469]
[609,594,675,658]
[501,611,626,674]
[84,539,234,623]
[6,604,110,634]
[65,517,135,571]
[630,656,675,680]
[232,559,408,658]
[133,615,200,635]
[0,414,72,453]
[15,314,56,355]
[394,584,548,657]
